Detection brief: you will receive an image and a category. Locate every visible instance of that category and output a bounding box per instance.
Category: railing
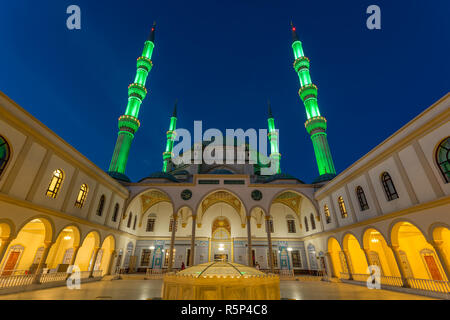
[80,271,91,279]
[341,272,450,296]
[145,268,172,279]
[0,270,34,289]
[39,272,68,284]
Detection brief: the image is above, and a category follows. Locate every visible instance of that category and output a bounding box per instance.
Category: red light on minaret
[292,27,296,31]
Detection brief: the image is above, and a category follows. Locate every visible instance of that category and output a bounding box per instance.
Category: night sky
[1,1,449,183]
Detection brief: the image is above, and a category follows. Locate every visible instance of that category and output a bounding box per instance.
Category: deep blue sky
[1,1,449,183]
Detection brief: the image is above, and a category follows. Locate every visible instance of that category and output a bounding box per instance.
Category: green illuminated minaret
[267,101,281,174]
[108,23,156,181]
[290,22,336,181]
[162,101,178,172]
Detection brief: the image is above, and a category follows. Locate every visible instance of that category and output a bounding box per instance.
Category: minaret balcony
[298,84,318,102]
[118,115,140,134]
[305,116,327,135]
[128,83,147,101]
[137,56,153,72]
[293,56,310,72]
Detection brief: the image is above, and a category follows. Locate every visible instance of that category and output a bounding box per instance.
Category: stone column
[89,247,101,278]
[326,252,335,278]
[431,241,450,281]
[265,216,274,273]
[341,250,353,280]
[168,215,177,272]
[33,241,53,284]
[390,245,410,288]
[107,250,116,275]
[0,238,12,266]
[69,246,80,266]
[190,215,196,267]
[246,216,253,267]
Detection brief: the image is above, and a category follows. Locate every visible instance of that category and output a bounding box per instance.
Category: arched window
[338,196,348,218]
[356,186,369,211]
[286,215,296,233]
[133,215,137,230]
[146,214,156,232]
[0,135,10,178]
[324,205,331,224]
[127,213,132,228]
[436,137,450,183]
[74,184,88,208]
[381,172,399,201]
[96,195,105,216]
[46,169,64,198]
[304,216,309,232]
[310,213,316,230]
[112,203,119,222]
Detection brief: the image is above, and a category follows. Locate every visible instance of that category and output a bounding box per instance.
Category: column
[363,248,372,269]
[431,241,450,281]
[390,245,410,288]
[168,215,177,272]
[325,252,335,278]
[246,216,253,267]
[190,214,196,266]
[89,247,101,278]
[0,238,12,266]
[107,250,117,275]
[69,246,80,266]
[341,250,353,280]
[33,241,53,284]
[265,216,274,273]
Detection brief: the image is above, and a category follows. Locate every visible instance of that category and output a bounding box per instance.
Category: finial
[291,21,299,42]
[172,99,178,117]
[268,100,273,118]
[148,21,156,42]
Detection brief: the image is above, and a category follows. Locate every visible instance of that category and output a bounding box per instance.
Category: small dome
[177,262,266,278]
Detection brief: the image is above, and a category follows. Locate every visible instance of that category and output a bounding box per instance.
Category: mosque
[0,22,448,298]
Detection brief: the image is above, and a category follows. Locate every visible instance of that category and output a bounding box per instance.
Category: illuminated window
[127,213,132,228]
[310,213,316,230]
[267,250,278,268]
[287,219,296,233]
[436,137,450,183]
[304,216,309,232]
[96,195,105,216]
[46,169,64,198]
[381,172,399,201]
[140,249,151,266]
[338,196,348,218]
[74,184,88,208]
[324,205,331,224]
[0,136,10,178]
[146,217,156,232]
[356,186,369,211]
[112,203,119,222]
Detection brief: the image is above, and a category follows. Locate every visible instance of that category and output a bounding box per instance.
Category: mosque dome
[162,262,280,300]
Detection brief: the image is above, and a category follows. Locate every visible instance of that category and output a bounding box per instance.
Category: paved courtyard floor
[0,279,433,300]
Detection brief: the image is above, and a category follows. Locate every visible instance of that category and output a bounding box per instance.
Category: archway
[391,221,447,281]
[96,235,115,276]
[342,233,368,275]
[0,218,52,276]
[46,225,81,272]
[211,217,232,262]
[327,237,348,278]
[74,231,100,272]
[362,228,400,277]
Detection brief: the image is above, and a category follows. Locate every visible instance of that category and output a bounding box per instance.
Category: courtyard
[0,279,434,300]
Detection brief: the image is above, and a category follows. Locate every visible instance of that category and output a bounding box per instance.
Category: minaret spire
[267,100,281,174]
[290,21,336,182]
[108,24,157,181]
[162,100,178,172]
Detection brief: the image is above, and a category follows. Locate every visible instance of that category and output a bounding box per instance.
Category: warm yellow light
[149,246,155,250]
[64,236,72,241]
[287,248,293,252]
[371,238,379,243]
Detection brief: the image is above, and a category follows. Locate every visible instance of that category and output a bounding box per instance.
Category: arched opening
[96,235,115,276]
[123,241,134,271]
[327,237,347,278]
[0,218,52,276]
[211,217,231,262]
[342,233,368,275]
[432,226,450,277]
[0,135,11,178]
[74,231,100,272]
[391,222,447,281]
[435,137,450,183]
[363,228,400,277]
[45,226,81,272]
